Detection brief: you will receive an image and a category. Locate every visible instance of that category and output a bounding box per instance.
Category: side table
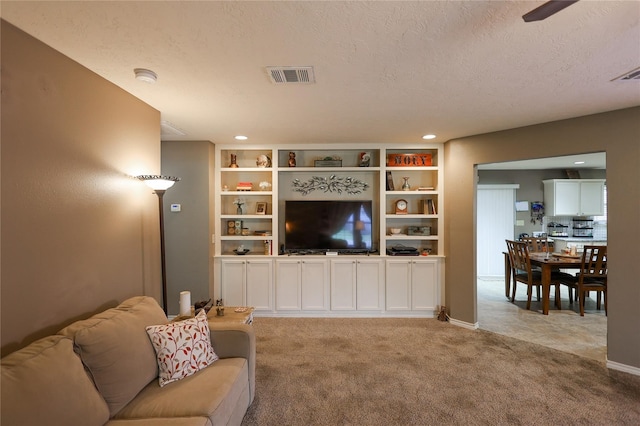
[207,307,254,325]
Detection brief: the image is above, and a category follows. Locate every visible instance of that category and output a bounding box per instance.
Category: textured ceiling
[2,1,639,151]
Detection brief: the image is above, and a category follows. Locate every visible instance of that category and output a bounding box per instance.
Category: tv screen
[284,200,373,253]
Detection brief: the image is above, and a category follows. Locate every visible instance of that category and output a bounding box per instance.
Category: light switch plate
[516,219,525,226]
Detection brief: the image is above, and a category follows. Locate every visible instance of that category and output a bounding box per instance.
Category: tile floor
[477,277,607,363]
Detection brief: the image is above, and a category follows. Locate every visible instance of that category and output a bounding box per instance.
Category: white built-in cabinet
[386,258,440,311]
[543,179,605,216]
[274,258,329,311]
[213,144,445,317]
[220,259,272,310]
[330,258,385,311]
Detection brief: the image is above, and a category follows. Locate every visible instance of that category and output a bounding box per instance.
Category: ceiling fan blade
[522,0,579,22]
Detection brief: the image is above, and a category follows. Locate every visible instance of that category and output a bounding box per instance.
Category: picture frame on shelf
[255,202,267,215]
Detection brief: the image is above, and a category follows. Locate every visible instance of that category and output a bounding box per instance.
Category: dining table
[504,251,583,315]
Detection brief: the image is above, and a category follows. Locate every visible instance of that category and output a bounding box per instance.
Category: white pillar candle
[179,291,191,316]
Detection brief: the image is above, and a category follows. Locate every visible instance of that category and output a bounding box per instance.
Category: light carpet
[241,317,640,425]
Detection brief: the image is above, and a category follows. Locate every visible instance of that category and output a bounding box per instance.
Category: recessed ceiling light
[574,161,585,165]
[235,135,248,140]
[422,134,436,140]
[134,68,157,83]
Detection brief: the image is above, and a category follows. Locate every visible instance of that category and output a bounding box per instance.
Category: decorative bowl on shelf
[390,228,402,235]
[233,249,250,255]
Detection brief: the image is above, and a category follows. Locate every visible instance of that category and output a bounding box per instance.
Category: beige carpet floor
[241,317,640,425]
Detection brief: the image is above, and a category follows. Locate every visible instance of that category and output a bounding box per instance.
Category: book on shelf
[420,199,437,214]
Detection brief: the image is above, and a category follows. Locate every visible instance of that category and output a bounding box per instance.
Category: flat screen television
[284,200,373,253]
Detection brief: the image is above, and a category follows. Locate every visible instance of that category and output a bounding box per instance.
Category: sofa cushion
[1,335,110,426]
[114,357,249,425]
[146,309,218,387]
[58,296,168,417]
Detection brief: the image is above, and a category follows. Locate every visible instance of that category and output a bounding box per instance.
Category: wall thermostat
[170,204,181,212]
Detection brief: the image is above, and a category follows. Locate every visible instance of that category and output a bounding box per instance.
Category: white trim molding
[448,317,479,330]
[607,360,640,377]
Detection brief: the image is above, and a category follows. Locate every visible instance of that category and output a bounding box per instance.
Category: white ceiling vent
[161,120,187,136]
[266,66,315,84]
[611,66,640,81]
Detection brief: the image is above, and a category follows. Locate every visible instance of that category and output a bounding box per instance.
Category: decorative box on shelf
[387,153,432,167]
[407,226,431,236]
[314,158,342,167]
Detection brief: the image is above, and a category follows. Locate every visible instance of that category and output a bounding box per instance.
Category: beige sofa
[1,296,255,426]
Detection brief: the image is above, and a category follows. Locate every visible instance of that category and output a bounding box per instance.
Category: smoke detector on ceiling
[611,66,640,81]
[266,66,315,84]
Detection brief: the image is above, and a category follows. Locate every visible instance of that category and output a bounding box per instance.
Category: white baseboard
[448,317,479,330]
[607,360,640,377]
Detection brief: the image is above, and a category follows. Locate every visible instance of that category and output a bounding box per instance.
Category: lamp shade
[137,175,180,190]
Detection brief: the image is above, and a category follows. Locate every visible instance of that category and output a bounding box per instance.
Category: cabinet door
[554,181,580,215]
[301,259,329,311]
[330,259,357,310]
[246,259,273,311]
[385,259,411,310]
[275,260,301,310]
[579,181,604,215]
[411,260,439,311]
[356,259,384,310]
[220,259,246,306]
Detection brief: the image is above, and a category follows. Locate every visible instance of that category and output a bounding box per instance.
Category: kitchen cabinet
[543,179,605,216]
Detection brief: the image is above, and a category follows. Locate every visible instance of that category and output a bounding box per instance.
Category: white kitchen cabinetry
[385,258,440,311]
[275,258,329,311]
[543,179,605,216]
[220,259,272,310]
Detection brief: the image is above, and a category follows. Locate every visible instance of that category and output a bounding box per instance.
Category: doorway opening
[474,153,607,362]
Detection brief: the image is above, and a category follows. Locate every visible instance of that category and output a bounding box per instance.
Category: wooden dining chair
[522,236,548,253]
[559,245,607,316]
[505,240,566,310]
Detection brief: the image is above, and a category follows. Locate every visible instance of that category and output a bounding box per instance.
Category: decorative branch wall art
[292,175,369,195]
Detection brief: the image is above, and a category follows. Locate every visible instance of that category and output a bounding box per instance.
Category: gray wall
[161,141,215,315]
[445,107,640,370]
[1,21,161,356]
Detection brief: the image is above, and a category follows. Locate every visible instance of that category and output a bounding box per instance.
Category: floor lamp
[137,175,180,314]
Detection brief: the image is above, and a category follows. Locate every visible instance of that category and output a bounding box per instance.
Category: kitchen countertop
[549,237,607,243]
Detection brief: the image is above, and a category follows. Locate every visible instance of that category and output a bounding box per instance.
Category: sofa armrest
[208,323,255,403]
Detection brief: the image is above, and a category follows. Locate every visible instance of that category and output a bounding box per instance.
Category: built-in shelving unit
[213,143,444,317]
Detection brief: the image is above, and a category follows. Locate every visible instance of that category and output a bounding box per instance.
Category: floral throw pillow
[145,309,218,387]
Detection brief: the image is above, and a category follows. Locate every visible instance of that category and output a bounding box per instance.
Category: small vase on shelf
[401,177,411,191]
[229,154,238,168]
